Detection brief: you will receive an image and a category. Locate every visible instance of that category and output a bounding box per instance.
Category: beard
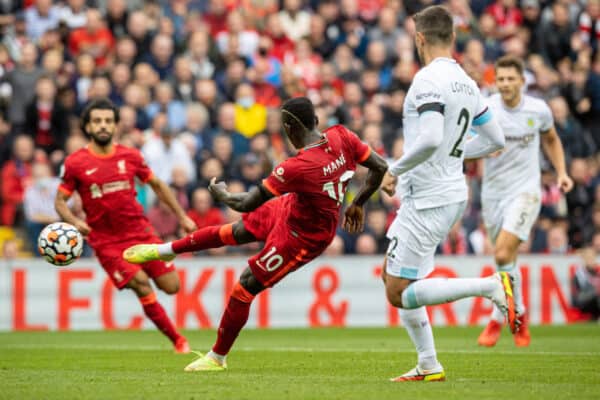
[89,131,113,146]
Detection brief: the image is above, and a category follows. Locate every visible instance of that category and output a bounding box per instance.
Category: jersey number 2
[449,108,470,158]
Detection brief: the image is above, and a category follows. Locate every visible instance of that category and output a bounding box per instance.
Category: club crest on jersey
[323,154,346,176]
[273,167,285,182]
[527,118,535,128]
[118,160,127,174]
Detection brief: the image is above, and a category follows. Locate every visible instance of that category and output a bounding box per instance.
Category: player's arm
[343,151,388,234]
[388,108,444,176]
[463,108,505,160]
[146,176,198,233]
[541,126,574,193]
[54,190,91,235]
[208,177,274,212]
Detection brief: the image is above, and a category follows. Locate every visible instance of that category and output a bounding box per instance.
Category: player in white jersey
[380,5,515,383]
[477,56,573,347]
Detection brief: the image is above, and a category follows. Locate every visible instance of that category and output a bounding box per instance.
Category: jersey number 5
[449,108,470,158]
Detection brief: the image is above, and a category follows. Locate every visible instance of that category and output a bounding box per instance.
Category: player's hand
[73,220,91,236]
[557,173,574,193]
[343,204,365,234]
[179,215,197,233]
[381,172,397,196]
[208,177,229,202]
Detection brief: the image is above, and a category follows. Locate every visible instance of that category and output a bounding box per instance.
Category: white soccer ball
[37,222,84,266]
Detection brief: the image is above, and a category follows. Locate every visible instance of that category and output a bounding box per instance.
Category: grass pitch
[1,325,599,400]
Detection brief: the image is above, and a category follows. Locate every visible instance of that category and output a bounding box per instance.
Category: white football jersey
[401,57,488,209]
[482,94,553,200]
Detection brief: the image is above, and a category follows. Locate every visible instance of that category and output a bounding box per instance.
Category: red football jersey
[58,144,155,246]
[262,125,371,244]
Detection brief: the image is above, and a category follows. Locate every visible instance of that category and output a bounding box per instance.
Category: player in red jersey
[54,98,197,353]
[124,97,389,371]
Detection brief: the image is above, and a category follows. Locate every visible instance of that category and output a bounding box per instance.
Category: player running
[477,56,573,347]
[54,98,197,353]
[380,6,513,382]
[123,97,389,372]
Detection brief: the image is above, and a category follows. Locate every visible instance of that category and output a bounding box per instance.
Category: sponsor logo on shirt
[88,180,131,198]
[505,133,535,147]
[416,91,441,101]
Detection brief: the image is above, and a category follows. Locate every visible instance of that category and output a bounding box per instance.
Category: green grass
[1,325,599,399]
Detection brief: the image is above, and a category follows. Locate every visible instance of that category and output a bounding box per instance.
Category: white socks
[491,262,524,322]
[399,307,438,370]
[207,350,226,364]
[157,242,174,256]
[400,277,498,309]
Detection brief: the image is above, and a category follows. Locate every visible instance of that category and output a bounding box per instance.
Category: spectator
[369,7,404,59]
[278,0,310,42]
[25,0,60,42]
[546,224,571,254]
[5,42,43,131]
[187,187,225,230]
[578,0,600,53]
[141,118,195,184]
[1,134,33,226]
[234,82,266,139]
[145,81,186,132]
[105,0,129,39]
[147,199,179,242]
[170,56,195,103]
[194,79,221,128]
[485,0,522,40]
[211,102,249,157]
[211,133,235,181]
[58,0,87,29]
[126,10,152,61]
[215,10,259,59]
[23,162,60,251]
[143,34,175,80]
[355,233,378,255]
[24,75,68,155]
[571,247,600,320]
[236,152,264,190]
[440,221,469,255]
[566,158,593,247]
[365,207,389,254]
[548,96,595,162]
[68,8,115,68]
[537,2,576,68]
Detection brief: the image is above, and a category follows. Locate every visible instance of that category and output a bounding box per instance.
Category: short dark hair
[495,55,525,76]
[281,97,316,132]
[413,5,454,46]
[80,98,120,131]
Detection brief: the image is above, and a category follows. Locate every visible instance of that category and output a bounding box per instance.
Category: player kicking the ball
[380,6,514,382]
[477,56,573,347]
[124,97,389,372]
[55,98,197,353]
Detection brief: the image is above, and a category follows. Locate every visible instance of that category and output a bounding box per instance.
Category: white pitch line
[1,343,599,356]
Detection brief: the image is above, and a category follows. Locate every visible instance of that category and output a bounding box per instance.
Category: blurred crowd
[1,0,600,258]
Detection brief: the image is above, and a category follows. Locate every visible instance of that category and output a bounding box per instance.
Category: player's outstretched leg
[123,223,249,263]
[184,269,263,372]
[392,272,517,332]
[390,307,445,382]
[127,271,189,353]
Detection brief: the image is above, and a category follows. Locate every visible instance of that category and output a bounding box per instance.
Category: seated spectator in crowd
[571,247,600,320]
[147,200,179,242]
[233,83,267,139]
[364,206,389,254]
[142,118,195,185]
[210,102,249,157]
[25,0,60,42]
[355,233,378,255]
[545,224,571,254]
[25,77,69,154]
[236,152,265,190]
[145,81,186,131]
[324,235,345,256]
[142,33,175,80]
[1,135,34,226]
[23,162,61,252]
[68,8,114,67]
[186,30,215,81]
[187,187,224,230]
[211,133,235,181]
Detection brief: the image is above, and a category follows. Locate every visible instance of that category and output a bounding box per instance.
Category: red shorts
[93,234,174,290]
[242,198,328,288]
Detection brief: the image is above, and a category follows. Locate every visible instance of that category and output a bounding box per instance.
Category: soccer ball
[38,222,84,266]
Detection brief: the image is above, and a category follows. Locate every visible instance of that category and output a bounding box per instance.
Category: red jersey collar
[86,143,116,159]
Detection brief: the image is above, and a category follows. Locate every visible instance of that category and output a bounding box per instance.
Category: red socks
[172,224,237,253]
[212,282,255,355]
[139,292,181,344]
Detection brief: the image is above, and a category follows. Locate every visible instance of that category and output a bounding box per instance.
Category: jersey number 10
[322,181,345,205]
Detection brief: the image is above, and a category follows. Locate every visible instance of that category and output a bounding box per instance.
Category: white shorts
[482,192,541,243]
[385,198,467,280]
